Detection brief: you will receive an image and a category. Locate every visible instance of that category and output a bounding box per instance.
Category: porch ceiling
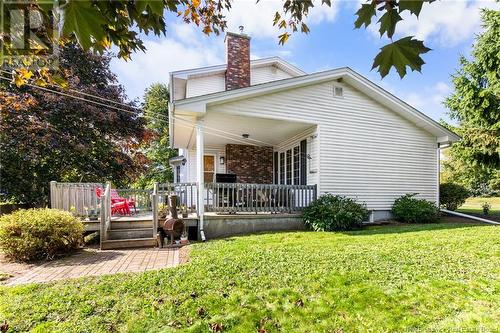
[173,113,315,148]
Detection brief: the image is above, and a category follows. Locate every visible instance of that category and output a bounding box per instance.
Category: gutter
[441,209,500,225]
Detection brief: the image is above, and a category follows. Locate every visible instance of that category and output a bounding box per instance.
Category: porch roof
[172,112,315,149]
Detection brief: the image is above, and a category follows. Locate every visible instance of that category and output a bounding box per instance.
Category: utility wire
[0,69,142,111]
[1,74,274,146]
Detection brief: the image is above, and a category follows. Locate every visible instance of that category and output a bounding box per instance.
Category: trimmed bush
[440,183,469,210]
[0,208,83,261]
[392,194,439,224]
[303,194,368,231]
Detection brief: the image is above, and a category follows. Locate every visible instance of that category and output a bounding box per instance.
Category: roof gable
[173,67,459,144]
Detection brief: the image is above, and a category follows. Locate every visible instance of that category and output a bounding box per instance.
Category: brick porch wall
[225,144,273,184]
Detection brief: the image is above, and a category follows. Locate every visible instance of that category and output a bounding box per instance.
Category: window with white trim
[273,139,307,185]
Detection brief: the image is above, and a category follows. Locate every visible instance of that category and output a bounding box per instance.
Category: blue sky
[110,0,499,123]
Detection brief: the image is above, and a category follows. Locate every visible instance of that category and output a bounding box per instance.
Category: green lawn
[458,196,500,216]
[1,223,499,332]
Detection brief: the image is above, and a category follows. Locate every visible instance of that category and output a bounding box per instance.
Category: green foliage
[442,10,500,195]
[302,194,368,231]
[134,83,177,188]
[392,194,439,223]
[372,37,431,78]
[481,202,491,216]
[354,4,376,29]
[378,9,403,38]
[1,224,499,332]
[355,0,435,77]
[4,0,447,83]
[439,183,469,210]
[0,208,83,261]
[0,44,146,206]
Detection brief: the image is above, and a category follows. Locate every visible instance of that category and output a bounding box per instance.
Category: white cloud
[400,81,452,120]
[397,0,499,47]
[111,24,224,101]
[225,0,338,38]
[362,0,498,47]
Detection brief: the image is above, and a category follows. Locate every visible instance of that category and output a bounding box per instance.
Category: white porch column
[196,119,206,241]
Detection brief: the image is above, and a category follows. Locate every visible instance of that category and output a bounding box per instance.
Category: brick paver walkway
[4,248,180,286]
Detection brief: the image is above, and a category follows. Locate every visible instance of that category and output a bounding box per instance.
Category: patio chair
[95,188,132,216]
[110,189,137,213]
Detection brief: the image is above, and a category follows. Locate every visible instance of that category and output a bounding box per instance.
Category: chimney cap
[225,31,251,41]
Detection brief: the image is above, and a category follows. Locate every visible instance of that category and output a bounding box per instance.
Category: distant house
[169,32,459,229]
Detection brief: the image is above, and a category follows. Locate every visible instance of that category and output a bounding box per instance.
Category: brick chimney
[225,32,251,90]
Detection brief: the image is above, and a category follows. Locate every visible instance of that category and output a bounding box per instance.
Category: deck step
[110,220,153,230]
[100,238,157,250]
[107,228,154,240]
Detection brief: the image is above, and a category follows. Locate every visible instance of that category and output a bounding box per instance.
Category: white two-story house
[168,32,459,238]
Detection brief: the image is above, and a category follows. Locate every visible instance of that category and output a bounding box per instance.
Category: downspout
[441,209,500,225]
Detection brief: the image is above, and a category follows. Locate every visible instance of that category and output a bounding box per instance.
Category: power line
[1,74,273,146]
[0,75,148,119]
[0,69,142,111]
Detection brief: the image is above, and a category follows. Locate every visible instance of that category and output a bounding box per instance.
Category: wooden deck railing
[50,181,103,217]
[50,181,318,219]
[158,182,198,214]
[205,183,317,214]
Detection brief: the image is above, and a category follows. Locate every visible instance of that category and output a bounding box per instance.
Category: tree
[0,43,146,205]
[441,9,500,195]
[134,83,177,188]
[3,0,448,83]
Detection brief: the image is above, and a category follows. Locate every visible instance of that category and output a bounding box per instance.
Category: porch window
[273,152,278,184]
[286,149,292,184]
[293,146,300,185]
[279,152,285,184]
[300,139,307,185]
[176,165,181,183]
[275,139,308,185]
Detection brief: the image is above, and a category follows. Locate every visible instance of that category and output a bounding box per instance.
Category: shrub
[303,194,368,231]
[482,202,491,215]
[392,194,439,224]
[439,183,469,210]
[0,208,83,261]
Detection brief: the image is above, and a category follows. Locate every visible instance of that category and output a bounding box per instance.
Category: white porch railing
[158,182,198,214]
[50,182,318,219]
[205,183,317,214]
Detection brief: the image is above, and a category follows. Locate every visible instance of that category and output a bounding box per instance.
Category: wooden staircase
[100,218,157,250]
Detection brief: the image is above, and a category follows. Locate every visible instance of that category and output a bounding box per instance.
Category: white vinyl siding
[179,65,297,99]
[251,66,293,85]
[186,74,226,98]
[209,80,438,210]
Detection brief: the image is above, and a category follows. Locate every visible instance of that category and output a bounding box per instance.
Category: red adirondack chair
[110,189,137,213]
[95,187,133,216]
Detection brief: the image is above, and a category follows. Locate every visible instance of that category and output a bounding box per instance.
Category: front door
[204,155,215,183]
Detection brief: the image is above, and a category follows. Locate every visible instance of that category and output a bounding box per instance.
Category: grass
[1,222,499,332]
[458,196,500,216]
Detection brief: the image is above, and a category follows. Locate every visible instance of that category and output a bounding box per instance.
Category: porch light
[220,156,225,165]
[242,133,250,139]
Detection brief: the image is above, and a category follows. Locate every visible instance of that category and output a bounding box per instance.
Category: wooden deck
[83,213,199,232]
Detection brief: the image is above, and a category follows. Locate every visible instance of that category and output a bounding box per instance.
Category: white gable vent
[333,85,343,97]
